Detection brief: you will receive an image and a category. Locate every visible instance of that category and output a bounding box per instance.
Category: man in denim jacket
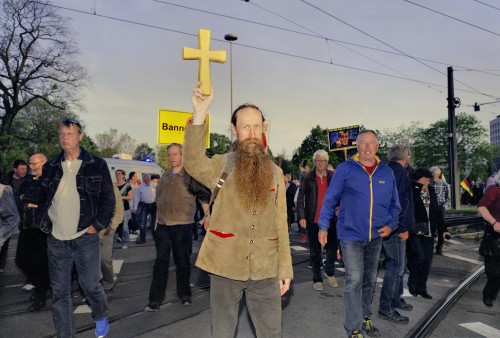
[38,118,115,338]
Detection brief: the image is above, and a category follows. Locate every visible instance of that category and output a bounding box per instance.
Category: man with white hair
[297,149,338,291]
[429,166,450,255]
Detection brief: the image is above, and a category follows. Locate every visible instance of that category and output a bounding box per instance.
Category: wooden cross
[182,29,226,96]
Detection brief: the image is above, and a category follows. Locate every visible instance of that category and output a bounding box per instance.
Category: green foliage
[378,113,492,181]
[134,143,154,161]
[94,128,136,158]
[206,133,232,157]
[291,125,346,171]
[155,145,169,170]
[0,100,89,167]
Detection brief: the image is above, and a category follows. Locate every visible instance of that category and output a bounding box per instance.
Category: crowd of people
[0,81,495,338]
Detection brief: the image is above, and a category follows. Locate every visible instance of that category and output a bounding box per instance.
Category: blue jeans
[138,202,157,241]
[340,237,383,334]
[48,233,108,338]
[379,232,406,313]
[148,224,193,303]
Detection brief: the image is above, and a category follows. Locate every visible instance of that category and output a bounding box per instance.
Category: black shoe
[180,296,192,306]
[419,291,432,299]
[396,299,413,311]
[409,289,418,297]
[483,297,494,307]
[435,247,442,255]
[378,310,409,324]
[28,298,46,312]
[135,239,145,244]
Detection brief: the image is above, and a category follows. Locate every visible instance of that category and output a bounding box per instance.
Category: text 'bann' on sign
[157,109,210,147]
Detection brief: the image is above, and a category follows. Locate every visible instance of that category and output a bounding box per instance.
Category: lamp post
[224,33,238,141]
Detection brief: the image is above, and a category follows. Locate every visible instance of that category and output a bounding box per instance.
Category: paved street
[0,226,497,338]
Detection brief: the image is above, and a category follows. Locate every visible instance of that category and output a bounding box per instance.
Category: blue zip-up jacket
[318,154,401,241]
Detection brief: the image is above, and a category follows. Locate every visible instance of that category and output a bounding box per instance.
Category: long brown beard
[234,138,274,210]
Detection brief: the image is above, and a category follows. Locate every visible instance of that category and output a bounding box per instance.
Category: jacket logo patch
[268,237,279,241]
[209,230,235,238]
[269,188,276,192]
[378,180,386,184]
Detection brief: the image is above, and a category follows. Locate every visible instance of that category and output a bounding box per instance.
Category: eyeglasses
[60,118,82,130]
[28,161,45,166]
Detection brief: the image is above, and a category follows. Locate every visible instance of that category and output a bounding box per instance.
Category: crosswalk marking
[460,322,500,337]
[290,245,308,251]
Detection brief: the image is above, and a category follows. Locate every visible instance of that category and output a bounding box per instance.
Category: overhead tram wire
[153,0,500,80]
[404,0,500,37]
[298,0,499,100]
[248,0,445,95]
[42,2,496,99]
[473,0,500,12]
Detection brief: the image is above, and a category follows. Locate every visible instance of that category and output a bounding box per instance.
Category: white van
[104,158,164,183]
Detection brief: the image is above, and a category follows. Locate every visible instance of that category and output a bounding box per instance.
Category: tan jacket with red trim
[183,124,293,282]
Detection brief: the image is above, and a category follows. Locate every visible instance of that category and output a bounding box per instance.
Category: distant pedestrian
[39,118,115,338]
[100,185,124,296]
[0,159,28,273]
[133,174,157,244]
[14,153,50,311]
[297,149,338,291]
[0,183,20,272]
[429,166,450,255]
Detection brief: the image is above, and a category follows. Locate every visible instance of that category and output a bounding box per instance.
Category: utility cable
[43,1,498,99]
[472,0,500,12]
[298,0,498,99]
[404,0,500,37]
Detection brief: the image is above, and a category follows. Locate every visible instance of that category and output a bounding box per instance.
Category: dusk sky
[50,0,500,156]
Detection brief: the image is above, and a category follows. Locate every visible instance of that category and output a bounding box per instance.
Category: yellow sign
[157,109,210,147]
[182,29,226,96]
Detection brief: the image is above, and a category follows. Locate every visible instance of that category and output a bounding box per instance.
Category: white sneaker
[313,282,323,291]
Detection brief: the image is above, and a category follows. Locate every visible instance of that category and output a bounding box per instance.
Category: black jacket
[38,147,116,234]
[409,182,440,235]
[297,170,333,224]
[15,175,42,230]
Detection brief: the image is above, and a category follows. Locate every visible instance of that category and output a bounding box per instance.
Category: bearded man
[183,82,293,338]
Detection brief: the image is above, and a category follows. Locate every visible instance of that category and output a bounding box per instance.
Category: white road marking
[74,304,91,314]
[442,253,483,265]
[459,322,500,337]
[113,259,124,274]
[290,245,308,251]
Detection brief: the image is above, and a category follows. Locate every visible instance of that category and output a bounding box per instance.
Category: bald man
[15,153,50,311]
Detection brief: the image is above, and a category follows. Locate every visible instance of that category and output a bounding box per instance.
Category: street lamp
[225,33,238,140]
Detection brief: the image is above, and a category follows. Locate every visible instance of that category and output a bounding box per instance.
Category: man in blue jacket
[319,130,401,338]
[39,118,115,338]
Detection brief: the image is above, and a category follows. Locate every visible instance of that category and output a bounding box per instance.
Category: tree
[0,99,98,167]
[94,128,136,158]
[378,113,492,181]
[291,125,345,169]
[0,0,87,147]
[134,143,154,161]
[206,133,232,158]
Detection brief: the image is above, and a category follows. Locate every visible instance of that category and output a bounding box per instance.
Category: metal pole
[447,66,460,209]
[224,34,238,141]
